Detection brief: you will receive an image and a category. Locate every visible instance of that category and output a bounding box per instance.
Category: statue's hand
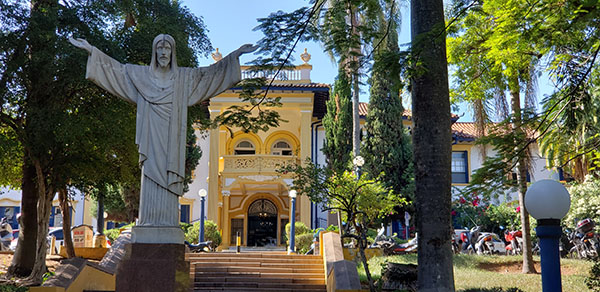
[234,44,258,57]
[69,37,92,54]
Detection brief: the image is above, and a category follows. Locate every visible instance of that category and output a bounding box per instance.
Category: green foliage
[0,127,22,188]
[42,271,55,283]
[459,122,528,199]
[208,77,284,135]
[280,159,406,258]
[586,260,600,291]
[105,222,135,243]
[284,222,316,254]
[281,160,405,228]
[363,16,414,201]
[485,204,521,232]
[453,192,521,233]
[452,193,492,230]
[539,70,600,182]
[322,67,353,174]
[285,221,311,238]
[461,288,523,292]
[296,233,314,254]
[565,176,600,229]
[0,285,28,292]
[183,220,221,250]
[326,225,340,232]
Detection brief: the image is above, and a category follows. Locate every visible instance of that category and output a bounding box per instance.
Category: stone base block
[116,243,190,292]
[132,226,184,244]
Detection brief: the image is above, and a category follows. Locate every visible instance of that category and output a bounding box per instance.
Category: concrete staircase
[187,252,326,292]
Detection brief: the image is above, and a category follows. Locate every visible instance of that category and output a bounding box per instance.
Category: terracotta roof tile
[358,102,411,118]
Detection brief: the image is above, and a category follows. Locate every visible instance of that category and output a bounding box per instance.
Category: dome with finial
[300,48,311,64]
[211,48,223,62]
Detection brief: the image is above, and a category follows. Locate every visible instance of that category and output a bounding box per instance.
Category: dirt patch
[478,260,579,275]
[0,253,63,275]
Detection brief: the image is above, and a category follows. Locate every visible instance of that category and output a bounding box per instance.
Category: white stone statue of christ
[70,34,256,243]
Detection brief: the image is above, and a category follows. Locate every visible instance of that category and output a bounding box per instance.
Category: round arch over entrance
[247,198,278,247]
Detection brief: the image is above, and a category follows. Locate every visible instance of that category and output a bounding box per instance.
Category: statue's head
[150,34,178,72]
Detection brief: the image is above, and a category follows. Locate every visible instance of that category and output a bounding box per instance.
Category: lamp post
[353,155,364,178]
[524,179,571,292]
[198,189,207,243]
[289,190,297,254]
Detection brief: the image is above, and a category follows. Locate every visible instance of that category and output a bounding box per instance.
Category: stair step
[196,276,324,283]
[189,256,323,264]
[195,274,325,281]
[194,266,323,274]
[195,271,322,278]
[193,288,325,292]
[194,262,323,269]
[193,282,326,289]
[187,253,321,260]
[188,252,326,291]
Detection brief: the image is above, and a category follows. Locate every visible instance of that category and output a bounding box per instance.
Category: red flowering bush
[452,192,491,229]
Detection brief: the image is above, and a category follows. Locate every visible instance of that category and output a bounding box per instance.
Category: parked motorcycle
[460,226,481,254]
[504,230,523,255]
[568,218,599,260]
[370,231,417,255]
[184,240,213,253]
[0,217,13,251]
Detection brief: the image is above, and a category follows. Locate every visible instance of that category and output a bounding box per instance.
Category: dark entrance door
[247,199,278,247]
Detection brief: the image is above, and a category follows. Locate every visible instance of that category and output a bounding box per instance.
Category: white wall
[182,129,210,223]
[0,186,86,227]
[452,143,560,203]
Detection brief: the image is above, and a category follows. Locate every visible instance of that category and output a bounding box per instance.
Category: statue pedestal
[131,226,184,244]
[116,243,190,292]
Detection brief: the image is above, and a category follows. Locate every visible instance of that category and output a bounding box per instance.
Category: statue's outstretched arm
[231,44,258,59]
[69,37,92,54]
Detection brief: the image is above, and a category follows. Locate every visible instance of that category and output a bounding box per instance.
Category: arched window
[234,140,255,155]
[271,140,292,156]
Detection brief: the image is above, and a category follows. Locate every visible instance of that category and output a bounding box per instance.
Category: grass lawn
[357,254,593,291]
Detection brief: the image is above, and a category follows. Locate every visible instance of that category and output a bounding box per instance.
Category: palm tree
[447,0,541,274]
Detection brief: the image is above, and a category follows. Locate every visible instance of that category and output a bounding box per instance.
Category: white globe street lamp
[289,190,297,254]
[198,189,207,243]
[353,156,364,167]
[524,179,571,292]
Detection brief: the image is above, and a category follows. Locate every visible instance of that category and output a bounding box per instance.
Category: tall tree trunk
[411,0,455,290]
[352,72,360,158]
[6,158,38,277]
[24,159,53,285]
[97,192,105,235]
[58,187,75,258]
[358,219,375,292]
[22,0,59,284]
[509,79,537,274]
[349,4,361,158]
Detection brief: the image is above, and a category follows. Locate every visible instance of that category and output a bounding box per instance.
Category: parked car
[47,227,64,254]
[477,232,506,254]
[9,229,18,251]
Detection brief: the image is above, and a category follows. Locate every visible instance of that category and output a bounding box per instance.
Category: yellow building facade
[201,61,329,248]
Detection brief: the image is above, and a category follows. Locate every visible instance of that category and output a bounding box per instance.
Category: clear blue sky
[182,0,555,123]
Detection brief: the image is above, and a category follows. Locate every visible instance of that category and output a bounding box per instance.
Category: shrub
[586,260,600,291]
[105,222,134,243]
[0,285,28,292]
[296,233,314,254]
[184,220,221,250]
[566,176,600,229]
[285,221,312,253]
[461,288,523,292]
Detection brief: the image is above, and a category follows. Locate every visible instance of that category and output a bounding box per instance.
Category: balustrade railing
[240,66,310,82]
[222,155,298,174]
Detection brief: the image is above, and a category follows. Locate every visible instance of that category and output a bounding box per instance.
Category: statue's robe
[86,47,240,226]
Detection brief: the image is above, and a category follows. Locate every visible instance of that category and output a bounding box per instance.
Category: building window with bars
[451,151,469,184]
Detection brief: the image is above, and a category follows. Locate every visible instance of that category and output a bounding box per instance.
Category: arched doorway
[247,199,278,247]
